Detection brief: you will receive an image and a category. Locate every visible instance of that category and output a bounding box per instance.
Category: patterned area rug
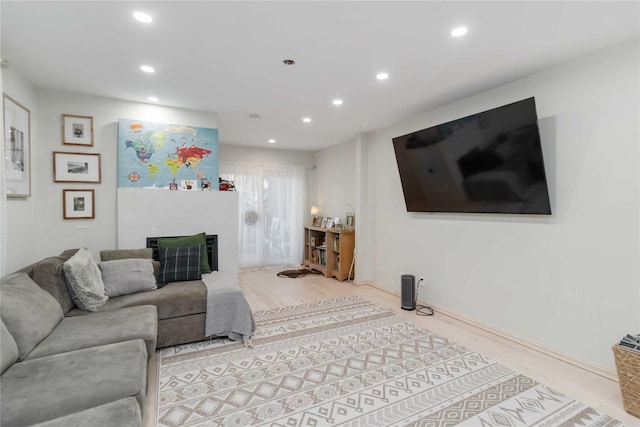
[157,296,625,426]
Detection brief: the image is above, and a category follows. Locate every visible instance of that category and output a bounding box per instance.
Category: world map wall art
[117,118,218,190]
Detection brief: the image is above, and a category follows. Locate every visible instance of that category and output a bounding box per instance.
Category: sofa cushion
[68,279,207,320]
[100,259,157,297]
[0,319,19,374]
[158,245,202,284]
[158,232,211,274]
[157,313,206,348]
[28,254,76,314]
[1,339,147,427]
[0,272,64,360]
[31,397,141,427]
[100,248,153,261]
[62,248,108,311]
[26,305,158,360]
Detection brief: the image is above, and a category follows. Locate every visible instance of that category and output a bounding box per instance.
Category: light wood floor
[144,268,640,426]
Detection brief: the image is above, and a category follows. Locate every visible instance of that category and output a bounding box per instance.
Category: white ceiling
[2,1,638,151]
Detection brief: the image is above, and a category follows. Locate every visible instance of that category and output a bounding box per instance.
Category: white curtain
[220,161,305,270]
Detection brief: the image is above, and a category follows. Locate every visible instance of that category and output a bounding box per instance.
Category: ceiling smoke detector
[249,113,262,119]
[282,59,296,65]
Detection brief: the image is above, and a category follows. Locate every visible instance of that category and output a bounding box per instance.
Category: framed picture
[63,189,95,219]
[320,218,327,228]
[334,217,343,230]
[346,212,355,229]
[62,114,93,146]
[3,94,31,197]
[53,152,101,183]
[326,218,334,229]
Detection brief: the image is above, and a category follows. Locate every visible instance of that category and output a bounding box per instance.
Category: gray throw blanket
[201,272,255,345]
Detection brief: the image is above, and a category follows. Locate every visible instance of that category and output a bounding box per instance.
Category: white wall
[219,143,314,166]
[352,41,639,371]
[3,66,38,273]
[312,139,357,224]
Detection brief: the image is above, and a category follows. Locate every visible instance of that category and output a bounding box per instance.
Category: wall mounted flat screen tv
[392,97,551,214]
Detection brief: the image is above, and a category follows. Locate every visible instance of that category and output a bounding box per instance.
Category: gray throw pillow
[0,319,19,373]
[62,248,108,311]
[0,272,64,360]
[100,248,153,262]
[100,259,157,297]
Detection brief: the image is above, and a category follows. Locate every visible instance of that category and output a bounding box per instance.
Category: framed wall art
[53,151,101,183]
[63,189,95,219]
[62,114,94,146]
[3,94,31,197]
[117,118,218,189]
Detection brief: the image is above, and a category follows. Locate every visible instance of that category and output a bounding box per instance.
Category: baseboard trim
[358,280,618,383]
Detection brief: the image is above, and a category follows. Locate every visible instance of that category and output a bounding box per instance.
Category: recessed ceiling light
[268,139,276,144]
[147,96,159,102]
[133,12,152,23]
[332,99,343,106]
[451,27,468,37]
[376,72,389,80]
[140,65,155,73]
[302,117,311,123]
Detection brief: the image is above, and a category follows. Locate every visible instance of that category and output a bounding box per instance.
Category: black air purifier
[401,274,416,310]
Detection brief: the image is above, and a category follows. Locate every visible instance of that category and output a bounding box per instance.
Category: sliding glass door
[220,162,305,269]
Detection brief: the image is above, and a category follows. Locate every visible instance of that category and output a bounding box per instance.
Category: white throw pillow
[100,258,157,297]
[62,248,108,311]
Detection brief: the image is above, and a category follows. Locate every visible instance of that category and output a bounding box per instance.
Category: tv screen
[392,97,551,214]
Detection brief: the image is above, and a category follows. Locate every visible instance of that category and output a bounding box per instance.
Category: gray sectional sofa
[1,272,154,427]
[33,248,210,348]
[0,247,215,427]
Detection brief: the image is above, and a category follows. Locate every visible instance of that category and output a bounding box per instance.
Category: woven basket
[612,344,640,418]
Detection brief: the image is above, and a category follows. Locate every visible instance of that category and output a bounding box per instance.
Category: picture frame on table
[325,218,334,229]
[53,151,101,183]
[346,212,355,229]
[62,114,94,146]
[320,218,327,228]
[63,189,95,219]
[3,94,31,197]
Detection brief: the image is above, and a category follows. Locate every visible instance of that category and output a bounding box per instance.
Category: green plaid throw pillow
[158,245,202,285]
